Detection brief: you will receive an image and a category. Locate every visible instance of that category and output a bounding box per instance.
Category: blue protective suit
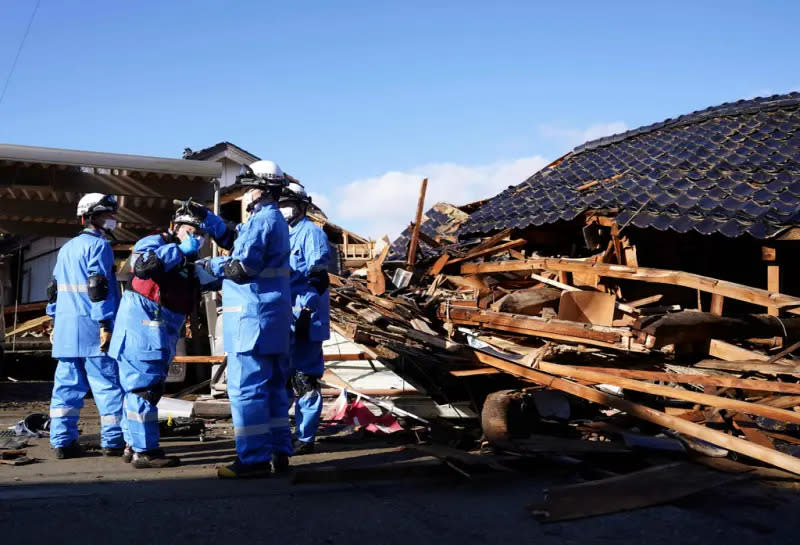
[207,201,292,464]
[287,217,331,444]
[108,233,196,453]
[47,228,125,449]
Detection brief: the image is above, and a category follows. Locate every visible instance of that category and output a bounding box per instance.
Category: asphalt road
[3,383,800,545]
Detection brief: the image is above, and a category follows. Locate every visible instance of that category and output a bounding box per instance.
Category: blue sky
[1,1,797,238]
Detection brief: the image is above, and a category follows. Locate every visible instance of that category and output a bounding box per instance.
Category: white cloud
[318,155,548,240]
[538,121,629,149]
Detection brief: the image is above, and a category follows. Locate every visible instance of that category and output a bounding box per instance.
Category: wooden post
[763,246,779,316]
[710,294,724,316]
[406,178,428,268]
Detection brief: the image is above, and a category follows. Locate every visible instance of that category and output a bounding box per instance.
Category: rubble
[325,203,800,486]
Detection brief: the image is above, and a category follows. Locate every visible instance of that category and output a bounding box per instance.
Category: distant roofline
[574,92,800,155]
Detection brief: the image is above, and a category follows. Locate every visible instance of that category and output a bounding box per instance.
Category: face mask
[280,207,294,221]
[102,218,117,231]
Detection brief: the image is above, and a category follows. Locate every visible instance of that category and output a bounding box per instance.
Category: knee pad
[88,274,109,302]
[223,259,250,283]
[133,381,165,406]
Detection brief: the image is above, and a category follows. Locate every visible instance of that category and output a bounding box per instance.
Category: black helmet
[172,199,206,232]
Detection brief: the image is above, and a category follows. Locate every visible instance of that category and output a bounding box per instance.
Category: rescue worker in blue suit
[278,182,331,456]
[109,200,231,468]
[200,160,292,479]
[46,193,125,459]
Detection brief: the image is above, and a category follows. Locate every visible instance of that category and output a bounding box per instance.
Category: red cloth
[324,390,403,434]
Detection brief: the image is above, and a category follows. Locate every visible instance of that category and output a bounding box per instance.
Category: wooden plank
[473,350,800,475]
[557,291,616,326]
[366,242,391,296]
[5,315,51,337]
[534,361,800,425]
[626,294,663,308]
[461,258,800,315]
[529,462,746,522]
[323,352,371,361]
[427,254,450,277]
[531,273,638,316]
[446,239,526,266]
[450,368,503,377]
[490,287,561,315]
[708,339,794,365]
[463,228,512,258]
[696,359,800,375]
[441,305,624,344]
[570,366,800,394]
[406,177,428,268]
[172,355,226,364]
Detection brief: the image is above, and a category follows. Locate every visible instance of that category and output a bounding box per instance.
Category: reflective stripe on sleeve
[57,284,88,293]
[141,320,163,327]
[223,306,242,313]
[100,414,121,426]
[233,423,271,437]
[126,411,159,423]
[50,407,81,418]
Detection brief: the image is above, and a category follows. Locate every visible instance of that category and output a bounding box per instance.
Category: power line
[0,0,42,110]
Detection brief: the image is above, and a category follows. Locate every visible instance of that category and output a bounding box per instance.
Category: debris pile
[328,208,800,482]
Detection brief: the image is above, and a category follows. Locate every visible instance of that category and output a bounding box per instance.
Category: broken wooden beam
[461,258,800,315]
[446,239,526,266]
[533,360,800,425]
[440,303,642,351]
[406,177,428,268]
[569,365,800,394]
[472,350,800,475]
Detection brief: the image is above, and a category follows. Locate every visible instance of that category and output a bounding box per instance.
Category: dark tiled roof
[183,141,260,161]
[389,202,470,261]
[461,92,800,239]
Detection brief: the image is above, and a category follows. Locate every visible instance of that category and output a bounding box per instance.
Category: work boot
[272,452,290,474]
[101,446,126,457]
[293,439,315,455]
[217,459,271,479]
[54,441,85,459]
[121,444,133,463]
[131,449,181,469]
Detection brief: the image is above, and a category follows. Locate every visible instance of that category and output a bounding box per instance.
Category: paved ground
[3,381,800,545]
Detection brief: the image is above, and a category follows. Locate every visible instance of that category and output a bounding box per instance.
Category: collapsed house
[327,92,800,480]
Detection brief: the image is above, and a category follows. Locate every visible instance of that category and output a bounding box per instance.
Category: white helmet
[279,182,311,205]
[249,160,284,181]
[76,193,119,217]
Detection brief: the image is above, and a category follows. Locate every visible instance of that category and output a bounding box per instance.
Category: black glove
[295,307,312,341]
[308,269,330,296]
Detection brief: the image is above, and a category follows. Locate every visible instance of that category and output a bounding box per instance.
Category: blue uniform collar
[80,228,105,239]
